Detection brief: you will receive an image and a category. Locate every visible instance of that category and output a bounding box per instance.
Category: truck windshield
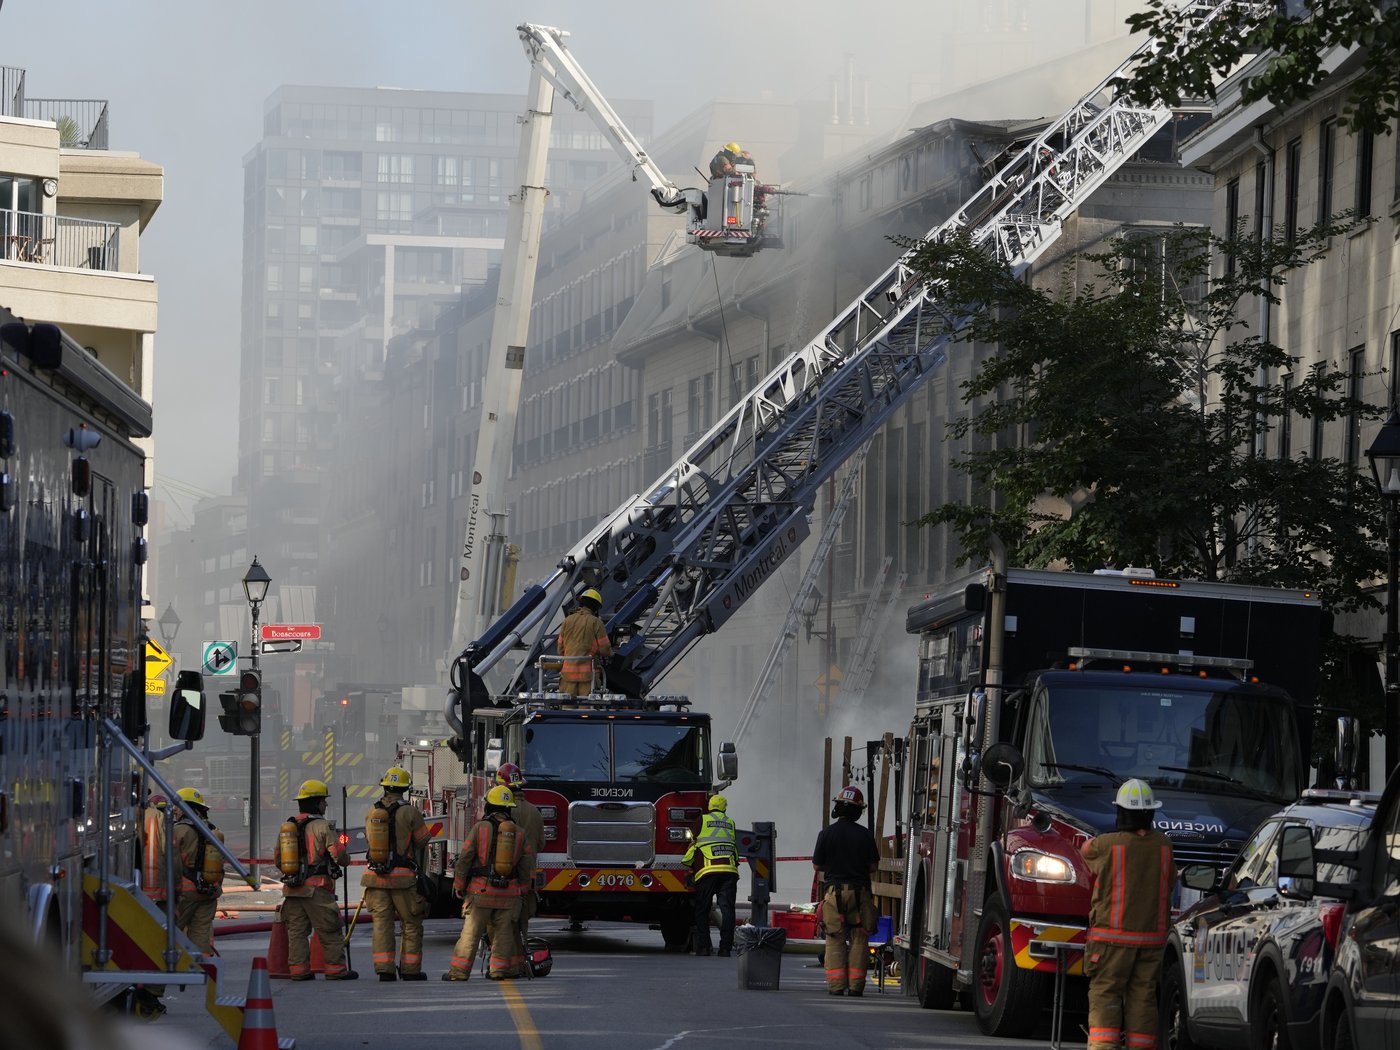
[1025,684,1299,802]
[522,720,708,784]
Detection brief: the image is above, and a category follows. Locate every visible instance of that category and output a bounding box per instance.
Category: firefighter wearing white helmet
[1080,778,1175,1050]
[556,587,612,697]
[442,785,534,981]
[811,785,880,996]
[277,778,356,980]
[362,766,431,981]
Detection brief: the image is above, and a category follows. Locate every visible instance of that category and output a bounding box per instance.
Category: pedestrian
[557,588,612,697]
[362,766,431,982]
[442,785,534,981]
[811,785,880,996]
[276,779,357,981]
[682,794,739,956]
[172,787,224,954]
[495,762,544,962]
[1080,779,1175,1050]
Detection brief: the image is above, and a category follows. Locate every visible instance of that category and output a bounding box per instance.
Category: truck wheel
[1160,957,1198,1050]
[660,914,691,953]
[911,899,956,1010]
[972,894,1043,1038]
[1251,976,1293,1050]
[1330,1012,1354,1050]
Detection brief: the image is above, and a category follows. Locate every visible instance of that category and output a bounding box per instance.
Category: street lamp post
[242,556,272,881]
[157,601,181,648]
[1365,408,1400,778]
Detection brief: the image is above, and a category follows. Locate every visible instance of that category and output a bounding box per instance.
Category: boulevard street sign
[145,640,173,679]
[262,623,321,641]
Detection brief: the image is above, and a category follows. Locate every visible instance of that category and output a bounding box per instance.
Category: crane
[447,22,784,679]
[446,0,1264,743]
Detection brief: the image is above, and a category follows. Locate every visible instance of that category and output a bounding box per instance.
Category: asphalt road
[148,919,1074,1050]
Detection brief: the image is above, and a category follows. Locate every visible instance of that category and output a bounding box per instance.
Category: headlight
[1010,848,1074,883]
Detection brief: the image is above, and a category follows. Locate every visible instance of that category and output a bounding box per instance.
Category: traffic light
[217,690,241,735]
[237,669,262,735]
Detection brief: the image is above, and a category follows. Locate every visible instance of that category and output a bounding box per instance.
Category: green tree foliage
[904,219,1384,619]
[1120,0,1399,134]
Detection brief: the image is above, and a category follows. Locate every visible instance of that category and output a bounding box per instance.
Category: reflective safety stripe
[1127,1033,1158,1048]
[1088,927,1168,946]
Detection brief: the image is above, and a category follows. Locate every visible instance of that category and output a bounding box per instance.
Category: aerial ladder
[448,22,784,675]
[448,0,1265,742]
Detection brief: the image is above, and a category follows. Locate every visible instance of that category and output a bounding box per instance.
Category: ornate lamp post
[1365,408,1400,777]
[242,556,271,879]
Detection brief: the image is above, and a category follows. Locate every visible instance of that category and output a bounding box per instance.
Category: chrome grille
[1170,840,1241,869]
[567,801,655,865]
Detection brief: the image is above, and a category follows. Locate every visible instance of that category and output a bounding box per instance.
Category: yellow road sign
[145,677,166,696]
[145,640,173,678]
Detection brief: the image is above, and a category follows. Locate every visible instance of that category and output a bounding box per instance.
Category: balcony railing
[1,209,121,271]
[1,65,110,149]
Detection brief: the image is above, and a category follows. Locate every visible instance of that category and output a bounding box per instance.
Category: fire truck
[404,689,735,945]
[894,562,1324,1036]
[0,314,250,1033]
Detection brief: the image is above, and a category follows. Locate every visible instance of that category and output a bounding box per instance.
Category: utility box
[735,925,786,990]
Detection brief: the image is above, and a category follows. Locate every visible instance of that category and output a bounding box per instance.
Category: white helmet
[1115,778,1162,811]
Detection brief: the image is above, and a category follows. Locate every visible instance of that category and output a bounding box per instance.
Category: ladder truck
[0,315,256,1039]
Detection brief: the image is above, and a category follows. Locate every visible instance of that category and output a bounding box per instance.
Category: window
[1285,138,1302,243]
[1392,331,1400,408]
[1317,119,1336,225]
[376,190,413,222]
[1254,157,1270,241]
[1346,345,1364,466]
[377,154,415,184]
[1225,177,1240,276]
[1279,373,1293,459]
[1311,363,1326,458]
[1356,127,1375,217]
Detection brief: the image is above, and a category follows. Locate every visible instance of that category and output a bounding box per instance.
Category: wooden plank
[875,730,893,841]
[842,736,852,793]
[822,738,832,830]
[871,878,903,899]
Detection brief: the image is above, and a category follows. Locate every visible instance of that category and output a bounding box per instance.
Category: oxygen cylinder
[277,817,303,877]
[202,828,226,885]
[492,819,519,877]
[365,803,392,871]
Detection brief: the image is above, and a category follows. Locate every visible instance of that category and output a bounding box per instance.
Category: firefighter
[1081,779,1176,1050]
[709,141,743,178]
[172,787,224,954]
[278,779,357,981]
[442,785,534,981]
[812,785,880,996]
[496,762,544,962]
[682,794,739,956]
[362,766,432,981]
[557,588,612,697]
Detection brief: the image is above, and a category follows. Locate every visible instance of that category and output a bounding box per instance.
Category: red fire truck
[894,564,1324,1037]
[402,692,735,947]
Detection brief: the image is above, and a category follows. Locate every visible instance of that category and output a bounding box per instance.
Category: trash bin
[735,923,787,990]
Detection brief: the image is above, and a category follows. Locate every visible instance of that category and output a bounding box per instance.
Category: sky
[0,0,1140,501]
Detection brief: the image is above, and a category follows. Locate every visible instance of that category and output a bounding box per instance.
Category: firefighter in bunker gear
[709,141,743,177]
[279,778,357,980]
[557,588,612,697]
[683,794,739,956]
[496,762,544,968]
[1081,778,1175,1050]
[172,787,224,954]
[363,766,432,981]
[812,785,881,996]
[443,786,535,981]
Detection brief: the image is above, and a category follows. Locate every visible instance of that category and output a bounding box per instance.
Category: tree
[1120,0,1399,134]
[905,219,1388,754]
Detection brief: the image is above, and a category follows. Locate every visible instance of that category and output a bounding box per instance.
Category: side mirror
[169,670,207,741]
[717,741,738,783]
[1180,864,1218,892]
[1276,824,1316,900]
[981,742,1025,791]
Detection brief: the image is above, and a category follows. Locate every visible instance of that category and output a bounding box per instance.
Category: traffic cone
[309,931,326,974]
[237,957,282,1050]
[266,915,290,979]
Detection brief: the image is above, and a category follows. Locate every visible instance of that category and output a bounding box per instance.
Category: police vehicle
[1159,788,1378,1050]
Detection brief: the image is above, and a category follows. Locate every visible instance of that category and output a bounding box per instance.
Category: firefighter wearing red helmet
[811,785,880,996]
[495,762,544,966]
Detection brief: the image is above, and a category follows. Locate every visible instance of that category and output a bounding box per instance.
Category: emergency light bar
[1066,647,1254,672]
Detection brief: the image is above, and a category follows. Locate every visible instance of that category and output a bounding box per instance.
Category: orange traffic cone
[266,915,291,979]
[309,931,326,973]
[237,957,282,1050]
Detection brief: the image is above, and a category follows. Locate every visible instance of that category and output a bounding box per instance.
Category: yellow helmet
[296,778,330,800]
[724,141,742,153]
[485,785,515,809]
[580,588,603,608]
[380,766,412,790]
[177,787,207,808]
[707,794,727,813]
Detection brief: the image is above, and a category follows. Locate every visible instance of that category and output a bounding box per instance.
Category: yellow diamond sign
[145,640,173,679]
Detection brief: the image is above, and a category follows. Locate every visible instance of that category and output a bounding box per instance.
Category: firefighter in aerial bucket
[363,766,432,981]
[442,785,535,981]
[557,588,612,697]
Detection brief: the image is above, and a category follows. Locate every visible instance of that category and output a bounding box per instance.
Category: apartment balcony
[2,66,109,149]
[1,208,120,270]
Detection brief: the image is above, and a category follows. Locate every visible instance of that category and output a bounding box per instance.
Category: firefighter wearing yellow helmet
[495,763,544,965]
[171,786,225,954]
[710,141,744,178]
[277,778,356,980]
[362,766,431,981]
[556,587,612,698]
[683,794,738,956]
[442,785,534,981]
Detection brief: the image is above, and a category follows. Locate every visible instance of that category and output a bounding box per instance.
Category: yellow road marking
[501,980,543,1050]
